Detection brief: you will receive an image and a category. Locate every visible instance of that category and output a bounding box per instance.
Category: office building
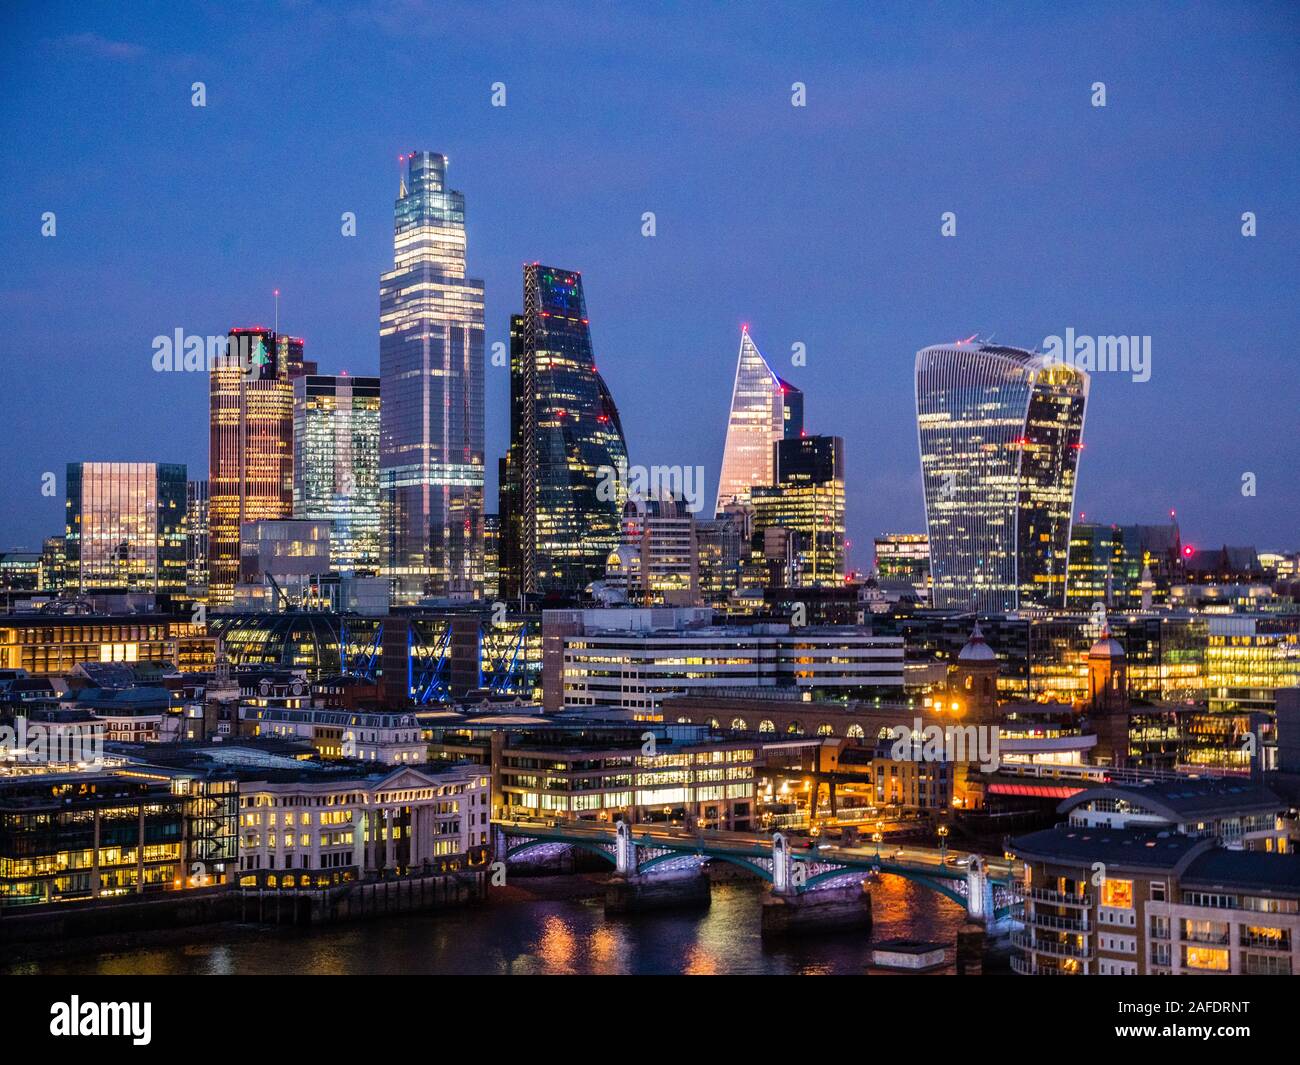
[236,764,490,888]
[544,607,905,717]
[209,328,312,607]
[293,374,381,575]
[874,533,930,592]
[608,495,699,606]
[497,264,628,599]
[750,434,845,586]
[379,152,485,603]
[715,327,802,514]
[916,341,1088,612]
[185,479,209,598]
[1066,520,1183,610]
[64,462,187,594]
[494,723,758,830]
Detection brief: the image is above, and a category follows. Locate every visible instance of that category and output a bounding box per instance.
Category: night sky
[2,1,1297,566]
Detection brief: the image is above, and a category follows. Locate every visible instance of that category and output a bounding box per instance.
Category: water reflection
[7,877,971,976]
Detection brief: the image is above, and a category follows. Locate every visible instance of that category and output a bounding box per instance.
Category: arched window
[707,718,720,729]
[730,717,748,732]
[816,723,834,737]
[676,716,692,724]
[846,724,865,739]
[786,720,804,737]
[759,719,775,734]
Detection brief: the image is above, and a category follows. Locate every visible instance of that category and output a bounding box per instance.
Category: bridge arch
[505,838,615,866]
[802,863,968,908]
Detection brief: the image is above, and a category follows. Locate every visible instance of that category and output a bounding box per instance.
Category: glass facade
[916,343,1088,612]
[294,375,381,575]
[64,462,187,593]
[185,478,208,598]
[750,434,846,585]
[498,264,628,598]
[379,152,485,603]
[208,329,309,607]
[1066,520,1182,610]
[715,327,802,514]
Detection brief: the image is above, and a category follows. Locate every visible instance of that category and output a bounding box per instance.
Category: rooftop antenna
[273,288,280,337]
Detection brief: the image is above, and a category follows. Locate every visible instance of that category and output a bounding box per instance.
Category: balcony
[1240,931,1291,951]
[1027,886,1092,908]
[1010,955,1080,976]
[1181,929,1230,946]
[1012,931,1093,960]
[1027,911,1090,933]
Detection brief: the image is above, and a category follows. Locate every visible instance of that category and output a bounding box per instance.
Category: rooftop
[1011,827,1210,871]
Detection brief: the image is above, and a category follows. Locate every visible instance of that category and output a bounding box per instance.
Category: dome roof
[957,622,997,663]
[1089,618,1126,659]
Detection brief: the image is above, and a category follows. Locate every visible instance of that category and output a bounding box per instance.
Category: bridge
[494,819,1022,928]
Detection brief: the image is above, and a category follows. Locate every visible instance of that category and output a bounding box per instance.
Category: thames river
[5,874,977,976]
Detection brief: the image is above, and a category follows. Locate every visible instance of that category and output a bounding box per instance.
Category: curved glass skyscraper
[915,342,1088,612]
[498,264,628,599]
[714,327,802,515]
[379,152,485,603]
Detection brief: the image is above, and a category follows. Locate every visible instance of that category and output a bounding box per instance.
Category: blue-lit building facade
[916,342,1088,613]
[208,609,541,705]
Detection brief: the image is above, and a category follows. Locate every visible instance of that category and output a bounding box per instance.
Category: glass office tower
[498,264,628,599]
[379,151,485,603]
[294,374,381,575]
[715,327,802,515]
[750,434,846,585]
[208,328,310,607]
[185,478,209,598]
[65,462,187,594]
[916,342,1088,612]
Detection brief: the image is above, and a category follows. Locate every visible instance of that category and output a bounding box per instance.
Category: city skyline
[3,4,1297,564]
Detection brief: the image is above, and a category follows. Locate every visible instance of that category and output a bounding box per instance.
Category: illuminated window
[1101,878,1133,908]
[1183,946,1229,971]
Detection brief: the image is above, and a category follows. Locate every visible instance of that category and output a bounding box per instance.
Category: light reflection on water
[7,876,973,976]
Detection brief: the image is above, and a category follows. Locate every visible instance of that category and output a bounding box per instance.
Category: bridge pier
[762,833,872,937]
[605,870,711,914]
[761,881,873,937]
[605,820,711,914]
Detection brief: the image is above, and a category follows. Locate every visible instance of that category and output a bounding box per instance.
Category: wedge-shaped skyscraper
[714,327,802,515]
[916,341,1088,612]
[379,152,485,603]
[498,264,628,599]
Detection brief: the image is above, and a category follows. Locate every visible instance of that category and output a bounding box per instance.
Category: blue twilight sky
[1,1,1298,568]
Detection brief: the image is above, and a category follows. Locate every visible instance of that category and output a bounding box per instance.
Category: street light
[872,831,883,857]
[938,824,949,858]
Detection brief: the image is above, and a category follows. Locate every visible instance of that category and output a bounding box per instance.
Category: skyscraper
[916,341,1088,612]
[294,374,381,575]
[185,478,209,598]
[498,264,628,600]
[379,151,485,603]
[750,434,846,586]
[65,462,187,594]
[208,328,310,607]
[715,327,802,515]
